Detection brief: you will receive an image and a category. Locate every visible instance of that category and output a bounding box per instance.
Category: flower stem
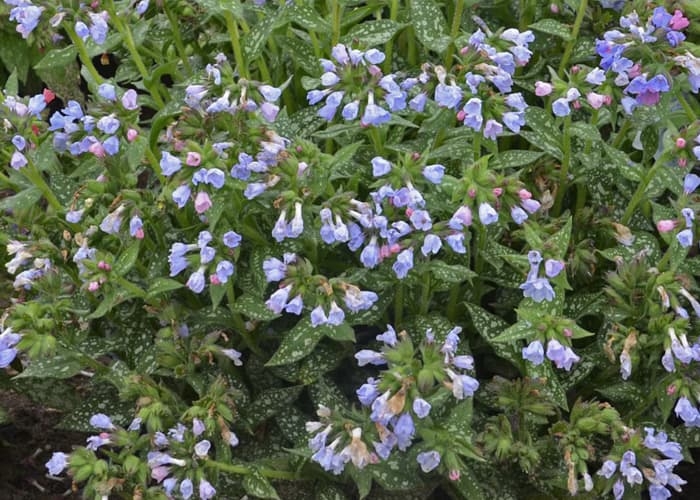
[420,272,431,315]
[552,114,572,216]
[557,0,588,78]
[24,160,61,212]
[206,460,297,480]
[64,25,103,86]
[394,283,404,327]
[107,1,165,107]
[164,3,193,75]
[226,286,263,357]
[473,224,487,304]
[224,11,249,79]
[444,0,465,69]
[620,154,667,225]
[383,0,399,74]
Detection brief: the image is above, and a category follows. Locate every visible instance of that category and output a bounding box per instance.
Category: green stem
[420,273,431,315]
[447,285,460,322]
[64,25,103,85]
[557,0,588,77]
[206,460,297,480]
[472,133,481,163]
[395,283,404,327]
[473,225,487,304]
[552,114,572,216]
[309,31,322,59]
[224,11,249,79]
[383,0,399,74]
[107,2,165,107]
[406,26,418,67]
[24,160,62,212]
[226,286,263,357]
[612,119,630,149]
[331,1,342,46]
[676,91,698,122]
[369,128,385,155]
[444,0,465,68]
[620,154,667,225]
[164,3,192,74]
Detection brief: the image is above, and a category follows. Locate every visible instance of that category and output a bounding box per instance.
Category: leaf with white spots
[242,468,280,500]
[410,0,451,53]
[265,318,325,366]
[240,385,303,429]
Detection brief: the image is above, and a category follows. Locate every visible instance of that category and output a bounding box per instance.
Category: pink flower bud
[572,100,581,109]
[628,64,642,78]
[563,328,573,338]
[656,220,677,233]
[586,92,606,110]
[459,46,469,55]
[667,384,677,395]
[550,3,559,13]
[456,109,466,121]
[126,128,138,142]
[389,243,401,255]
[98,261,111,271]
[570,65,580,74]
[669,10,689,30]
[194,191,212,214]
[368,65,382,77]
[676,138,687,148]
[173,140,185,152]
[518,189,532,200]
[405,207,414,217]
[296,145,303,153]
[492,187,503,197]
[88,142,106,158]
[603,95,613,105]
[88,281,100,292]
[468,188,477,198]
[210,274,221,285]
[411,152,421,161]
[679,157,687,168]
[134,228,145,240]
[186,151,201,166]
[535,81,553,97]
[449,470,461,481]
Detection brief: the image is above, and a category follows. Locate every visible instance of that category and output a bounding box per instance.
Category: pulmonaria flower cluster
[75,11,110,45]
[5,239,51,290]
[169,229,241,293]
[48,87,139,159]
[597,428,686,500]
[5,0,44,39]
[519,250,564,303]
[263,253,377,326]
[415,27,535,139]
[306,44,403,126]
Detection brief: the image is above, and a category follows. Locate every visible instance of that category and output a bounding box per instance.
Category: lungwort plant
[1,0,700,498]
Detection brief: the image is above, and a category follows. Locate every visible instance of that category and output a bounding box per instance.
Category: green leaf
[490,150,544,169]
[341,20,405,46]
[34,45,78,71]
[596,382,646,407]
[287,4,331,33]
[427,261,476,289]
[521,108,563,160]
[232,294,280,321]
[410,0,451,52]
[492,321,533,343]
[0,187,42,211]
[113,241,141,276]
[569,122,601,142]
[528,19,572,41]
[315,483,350,500]
[545,217,572,259]
[243,12,280,61]
[265,318,325,366]
[242,469,280,500]
[526,361,568,410]
[146,277,184,298]
[14,354,83,380]
[370,448,425,490]
[464,304,521,365]
[322,322,356,342]
[240,385,303,428]
[58,383,134,432]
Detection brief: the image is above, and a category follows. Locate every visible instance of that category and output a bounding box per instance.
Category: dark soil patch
[0,390,85,500]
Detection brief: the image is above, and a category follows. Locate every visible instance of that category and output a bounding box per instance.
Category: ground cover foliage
[1,0,700,498]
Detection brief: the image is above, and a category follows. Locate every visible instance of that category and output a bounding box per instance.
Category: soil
[0,390,84,500]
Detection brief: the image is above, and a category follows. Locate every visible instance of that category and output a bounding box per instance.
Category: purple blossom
[675,397,700,427]
[417,451,441,472]
[522,340,544,365]
[412,398,431,418]
[422,164,445,184]
[186,269,206,293]
[393,248,414,279]
[266,285,292,314]
[478,203,499,225]
[45,452,69,476]
[160,151,182,176]
[546,339,580,371]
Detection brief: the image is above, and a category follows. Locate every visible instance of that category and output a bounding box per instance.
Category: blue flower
[160,151,182,176]
[421,234,442,256]
[45,452,69,476]
[522,340,544,365]
[545,339,580,371]
[417,451,441,473]
[520,277,555,302]
[186,268,206,293]
[412,398,431,419]
[266,285,292,314]
[371,156,392,177]
[392,248,414,279]
[310,305,328,326]
[552,98,571,117]
[478,202,499,225]
[434,82,462,109]
[422,164,444,184]
[285,294,304,315]
[361,95,391,126]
